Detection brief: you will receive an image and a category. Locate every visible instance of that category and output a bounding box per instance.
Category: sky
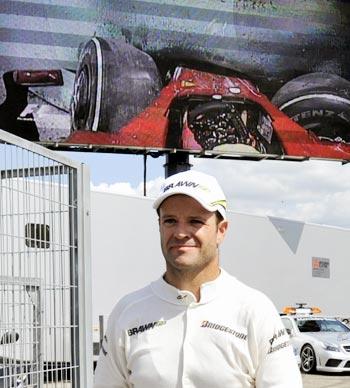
[61,151,350,229]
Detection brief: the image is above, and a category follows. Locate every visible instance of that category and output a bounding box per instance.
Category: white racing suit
[94,269,302,388]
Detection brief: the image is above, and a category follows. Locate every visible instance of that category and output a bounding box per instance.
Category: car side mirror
[286,328,293,336]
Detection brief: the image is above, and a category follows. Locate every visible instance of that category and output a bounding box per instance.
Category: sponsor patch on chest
[200,320,247,340]
[128,319,167,336]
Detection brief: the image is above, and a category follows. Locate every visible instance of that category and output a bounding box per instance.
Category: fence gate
[0,129,92,387]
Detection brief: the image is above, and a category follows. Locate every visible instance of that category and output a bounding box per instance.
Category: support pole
[164,153,192,178]
[143,154,147,196]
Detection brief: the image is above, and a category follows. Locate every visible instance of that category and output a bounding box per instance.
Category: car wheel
[300,344,317,373]
[71,37,162,132]
[271,72,350,143]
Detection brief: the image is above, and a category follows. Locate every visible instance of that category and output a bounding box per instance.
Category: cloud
[139,176,164,198]
[191,158,350,228]
[90,158,350,229]
[91,182,137,196]
[91,176,164,198]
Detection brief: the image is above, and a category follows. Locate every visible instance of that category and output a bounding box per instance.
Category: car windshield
[296,318,350,333]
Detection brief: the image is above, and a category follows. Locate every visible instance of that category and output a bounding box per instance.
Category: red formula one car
[66,66,350,160]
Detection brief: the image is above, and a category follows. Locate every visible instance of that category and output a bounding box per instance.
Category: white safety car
[280,304,350,373]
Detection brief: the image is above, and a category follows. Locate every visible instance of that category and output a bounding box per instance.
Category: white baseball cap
[153,170,227,220]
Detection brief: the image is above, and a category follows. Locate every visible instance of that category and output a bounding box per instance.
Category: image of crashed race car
[68,60,350,160]
[0,1,350,161]
[2,59,350,161]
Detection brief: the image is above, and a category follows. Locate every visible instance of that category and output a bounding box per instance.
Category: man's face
[158,194,228,274]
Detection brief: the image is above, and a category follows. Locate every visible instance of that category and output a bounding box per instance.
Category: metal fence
[0,129,92,387]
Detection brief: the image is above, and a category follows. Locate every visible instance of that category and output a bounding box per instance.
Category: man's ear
[217,220,228,245]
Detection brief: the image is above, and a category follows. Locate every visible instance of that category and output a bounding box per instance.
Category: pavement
[302,372,350,388]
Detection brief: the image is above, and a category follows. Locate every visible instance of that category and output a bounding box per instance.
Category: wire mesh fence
[0,130,91,388]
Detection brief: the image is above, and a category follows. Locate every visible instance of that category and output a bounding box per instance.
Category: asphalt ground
[302,371,350,387]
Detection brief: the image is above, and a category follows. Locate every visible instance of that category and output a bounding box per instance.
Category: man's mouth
[170,244,196,249]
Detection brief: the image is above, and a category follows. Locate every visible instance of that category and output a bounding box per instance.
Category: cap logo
[154,171,227,220]
[163,180,200,192]
[211,199,227,209]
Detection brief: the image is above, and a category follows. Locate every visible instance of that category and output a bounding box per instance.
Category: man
[94,170,302,388]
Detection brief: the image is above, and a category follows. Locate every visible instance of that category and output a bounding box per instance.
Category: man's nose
[173,222,189,239]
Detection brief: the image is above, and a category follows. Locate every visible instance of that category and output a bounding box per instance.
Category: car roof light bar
[283,305,321,315]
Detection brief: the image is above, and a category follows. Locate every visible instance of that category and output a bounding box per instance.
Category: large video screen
[1,0,350,160]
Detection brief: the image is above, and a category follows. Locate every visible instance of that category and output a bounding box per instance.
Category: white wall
[90,192,164,322]
[90,191,350,324]
[220,212,350,316]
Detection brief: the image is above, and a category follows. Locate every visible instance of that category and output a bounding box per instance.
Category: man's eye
[163,218,176,224]
[191,219,204,225]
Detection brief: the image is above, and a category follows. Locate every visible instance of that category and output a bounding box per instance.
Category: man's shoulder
[109,283,154,322]
[223,270,277,310]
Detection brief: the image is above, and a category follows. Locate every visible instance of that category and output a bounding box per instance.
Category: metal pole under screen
[164,153,192,178]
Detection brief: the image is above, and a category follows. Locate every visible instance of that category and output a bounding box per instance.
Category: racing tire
[71,37,162,132]
[271,72,350,143]
[300,344,317,374]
